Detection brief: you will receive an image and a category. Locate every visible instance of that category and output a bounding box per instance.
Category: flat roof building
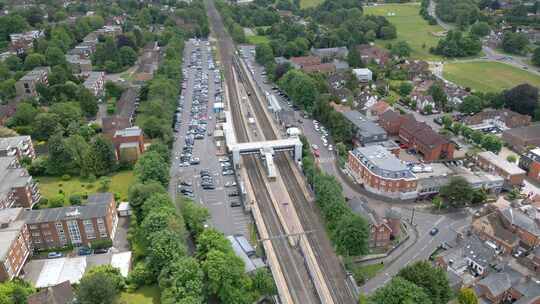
[474,151,526,189]
[0,208,31,282]
[0,156,40,209]
[83,72,105,97]
[0,135,35,160]
[15,67,50,98]
[342,110,388,146]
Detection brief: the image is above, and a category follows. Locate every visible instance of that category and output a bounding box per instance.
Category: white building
[352,68,373,82]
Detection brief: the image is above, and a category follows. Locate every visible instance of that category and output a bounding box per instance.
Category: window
[83,219,96,239]
[29,225,38,230]
[67,220,82,244]
[32,232,40,237]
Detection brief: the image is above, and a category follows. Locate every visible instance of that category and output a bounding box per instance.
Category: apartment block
[112,127,145,163]
[0,156,40,209]
[474,151,526,188]
[83,72,105,96]
[0,208,31,282]
[9,30,44,55]
[519,148,540,182]
[0,135,35,160]
[66,54,92,75]
[15,67,50,98]
[23,193,118,250]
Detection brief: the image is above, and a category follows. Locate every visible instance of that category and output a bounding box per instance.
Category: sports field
[364,3,444,60]
[443,61,540,92]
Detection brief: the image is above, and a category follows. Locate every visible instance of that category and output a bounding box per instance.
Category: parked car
[228,191,239,197]
[225,181,237,187]
[94,248,109,254]
[429,228,439,236]
[223,170,235,176]
[230,201,241,207]
[78,247,92,256]
[180,181,192,187]
[48,252,63,259]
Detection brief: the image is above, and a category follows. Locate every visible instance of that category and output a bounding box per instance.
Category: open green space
[115,285,160,304]
[300,0,324,9]
[364,3,445,60]
[352,263,385,284]
[37,170,135,204]
[247,34,270,45]
[443,61,540,92]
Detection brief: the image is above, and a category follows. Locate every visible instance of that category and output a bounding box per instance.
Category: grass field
[37,170,135,204]
[300,0,323,8]
[443,61,540,92]
[115,286,160,304]
[247,35,270,45]
[352,263,385,284]
[364,3,444,60]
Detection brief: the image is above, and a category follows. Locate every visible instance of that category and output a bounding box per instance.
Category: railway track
[206,0,320,302]
[231,32,357,304]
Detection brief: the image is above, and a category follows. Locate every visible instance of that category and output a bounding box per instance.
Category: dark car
[230,201,241,207]
[228,191,239,197]
[180,188,193,194]
[180,181,192,187]
[78,247,92,256]
[94,248,109,254]
[202,184,215,190]
[430,228,439,236]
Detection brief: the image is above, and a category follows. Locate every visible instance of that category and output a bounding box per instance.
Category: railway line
[231,26,357,304]
[206,0,320,302]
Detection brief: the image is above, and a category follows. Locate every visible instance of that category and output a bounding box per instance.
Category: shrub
[61,174,71,181]
[87,174,97,183]
[91,239,113,249]
[69,194,82,205]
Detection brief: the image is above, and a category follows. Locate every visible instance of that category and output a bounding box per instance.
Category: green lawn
[247,35,270,45]
[443,61,540,92]
[352,263,385,285]
[115,285,160,304]
[364,3,445,60]
[37,170,135,204]
[300,0,323,9]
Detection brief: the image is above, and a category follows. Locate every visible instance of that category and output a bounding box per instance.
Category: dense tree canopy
[397,261,452,304]
[369,277,432,304]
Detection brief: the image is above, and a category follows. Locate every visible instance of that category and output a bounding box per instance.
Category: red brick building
[0,156,41,210]
[503,124,540,153]
[112,127,145,163]
[22,193,118,250]
[379,110,455,161]
[474,151,526,188]
[289,56,336,74]
[356,44,391,66]
[350,199,395,248]
[519,148,540,183]
[0,208,31,282]
[348,145,418,199]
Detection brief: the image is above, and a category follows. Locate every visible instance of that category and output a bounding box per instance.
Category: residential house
[474,267,523,303]
[473,211,521,255]
[67,41,97,59]
[95,25,122,37]
[112,127,145,162]
[83,72,105,97]
[503,124,540,153]
[498,207,540,248]
[27,280,75,304]
[101,116,131,137]
[23,192,118,250]
[350,199,393,248]
[400,60,430,81]
[347,145,418,199]
[0,156,40,209]
[378,110,408,135]
[65,54,92,75]
[519,148,540,182]
[9,30,44,55]
[310,46,349,60]
[444,83,469,106]
[352,68,373,82]
[357,44,391,66]
[411,92,436,113]
[289,56,336,74]
[435,234,500,284]
[464,109,531,131]
[15,67,50,98]
[0,135,35,160]
[474,151,526,189]
[342,110,388,146]
[367,101,390,121]
[0,208,31,282]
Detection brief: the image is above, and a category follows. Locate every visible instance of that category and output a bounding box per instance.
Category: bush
[127,262,154,289]
[61,174,71,181]
[69,194,82,205]
[91,239,113,250]
[87,174,97,183]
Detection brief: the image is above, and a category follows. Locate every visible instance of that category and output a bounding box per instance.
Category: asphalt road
[168,39,251,237]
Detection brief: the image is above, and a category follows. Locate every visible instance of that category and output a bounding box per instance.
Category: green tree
[0,79,16,100]
[134,151,169,187]
[196,228,232,261]
[333,213,369,256]
[506,155,517,163]
[181,199,210,238]
[399,82,413,96]
[502,31,529,54]
[390,41,411,58]
[459,95,485,114]
[159,257,204,304]
[86,265,125,291]
[50,102,82,128]
[533,47,540,66]
[255,43,274,65]
[428,83,448,110]
[119,46,138,67]
[79,88,98,117]
[470,22,490,37]
[128,182,167,223]
[458,287,478,304]
[252,268,277,297]
[397,261,452,304]
[0,279,34,304]
[90,135,116,176]
[45,46,66,66]
[347,48,363,68]
[481,134,502,153]
[76,267,122,304]
[32,113,61,141]
[23,53,46,70]
[147,230,187,275]
[432,196,443,210]
[439,176,474,207]
[369,277,432,304]
[8,102,37,127]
